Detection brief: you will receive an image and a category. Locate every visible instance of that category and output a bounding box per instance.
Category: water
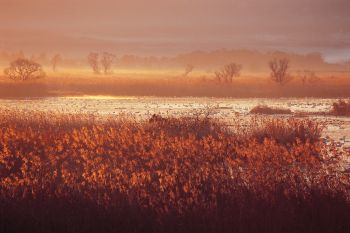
[0,96,339,116]
[0,96,349,148]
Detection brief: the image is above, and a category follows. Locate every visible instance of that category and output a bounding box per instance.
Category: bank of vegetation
[0,111,349,233]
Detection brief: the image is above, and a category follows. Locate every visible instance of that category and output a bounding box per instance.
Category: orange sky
[0,0,349,62]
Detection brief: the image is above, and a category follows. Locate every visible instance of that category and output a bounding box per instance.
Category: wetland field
[1,96,350,233]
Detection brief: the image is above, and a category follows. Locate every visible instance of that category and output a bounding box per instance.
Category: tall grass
[241,116,324,145]
[0,110,349,233]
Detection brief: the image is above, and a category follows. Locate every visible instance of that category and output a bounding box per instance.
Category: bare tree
[269,58,291,85]
[183,64,194,77]
[215,62,242,83]
[307,72,320,85]
[101,52,116,75]
[299,70,319,86]
[87,52,100,74]
[4,58,46,81]
[51,54,62,72]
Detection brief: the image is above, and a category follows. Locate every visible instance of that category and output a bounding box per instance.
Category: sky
[0,0,349,62]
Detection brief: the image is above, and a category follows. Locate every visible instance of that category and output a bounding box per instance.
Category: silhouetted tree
[307,72,320,85]
[299,70,319,86]
[4,58,46,81]
[51,54,62,72]
[215,62,242,83]
[269,58,291,85]
[101,52,116,75]
[87,52,100,74]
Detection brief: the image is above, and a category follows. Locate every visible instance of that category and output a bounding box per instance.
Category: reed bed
[0,110,349,233]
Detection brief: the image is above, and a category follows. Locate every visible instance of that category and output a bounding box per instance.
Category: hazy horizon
[0,0,349,63]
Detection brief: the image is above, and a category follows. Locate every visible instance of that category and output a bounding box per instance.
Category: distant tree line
[87,52,116,75]
[2,51,321,88]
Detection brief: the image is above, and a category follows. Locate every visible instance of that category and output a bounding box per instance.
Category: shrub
[148,113,227,139]
[250,105,292,115]
[232,116,324,145]
[330,99,350,116]
[251,117,323,145]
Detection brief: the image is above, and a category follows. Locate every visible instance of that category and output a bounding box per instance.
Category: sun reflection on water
[66,95,138,100]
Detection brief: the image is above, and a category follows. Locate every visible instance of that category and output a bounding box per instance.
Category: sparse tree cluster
[88,52,116,75]
[4,58,46,81]
[1,50,323,91]
[215,62,242,83]
[269,58,291,85]
[299,70,320,85]
[101,52,116,75]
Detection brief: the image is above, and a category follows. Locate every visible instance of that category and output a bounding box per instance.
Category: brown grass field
[0,72,350,98]
[0,110,349,233]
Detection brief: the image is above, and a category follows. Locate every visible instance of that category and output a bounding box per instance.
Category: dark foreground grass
[0,111,349,233]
